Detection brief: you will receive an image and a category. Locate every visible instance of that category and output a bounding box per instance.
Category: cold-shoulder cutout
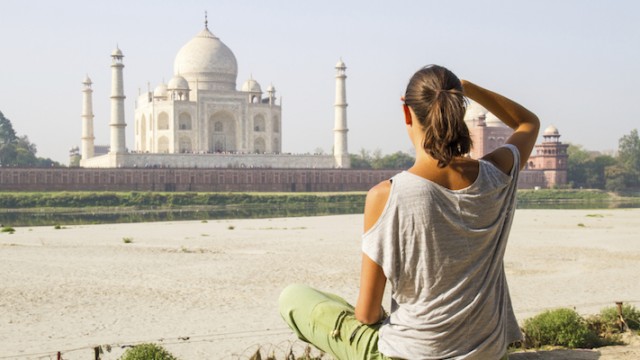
[363,180,392,233]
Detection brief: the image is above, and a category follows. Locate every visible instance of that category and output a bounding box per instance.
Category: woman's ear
[403,104,412,125]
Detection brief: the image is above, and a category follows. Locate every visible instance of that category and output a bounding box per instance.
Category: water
[0,202,365,227]
[1,200,638,227]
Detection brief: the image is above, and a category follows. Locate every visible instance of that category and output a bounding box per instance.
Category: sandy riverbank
[1,209,639,359]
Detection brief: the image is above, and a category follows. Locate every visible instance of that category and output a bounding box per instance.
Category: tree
[567,144,615,189]
[567,144,589,188]
[350,149,415,169]
[0,111,18,166]
[618,129,640,172]
[372,151,415,169]
[350,148,373,169]
[0,110,60,167]
[605,129,640,193]
[349,153,372,169]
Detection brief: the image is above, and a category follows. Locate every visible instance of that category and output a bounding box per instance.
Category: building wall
[468,125,513,159]
[132,90,282,156]
[80,153,337,169]
[0,168,399,192]
[2,167,559,192]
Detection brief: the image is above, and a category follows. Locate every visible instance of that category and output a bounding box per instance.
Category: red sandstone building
[465,101,568,189]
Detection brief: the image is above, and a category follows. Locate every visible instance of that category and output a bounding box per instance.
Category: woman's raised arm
[461,80,540,173]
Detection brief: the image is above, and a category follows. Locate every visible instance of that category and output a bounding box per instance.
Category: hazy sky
[1,0,638,164]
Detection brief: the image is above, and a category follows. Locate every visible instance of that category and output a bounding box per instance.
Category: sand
[0,209,639,359]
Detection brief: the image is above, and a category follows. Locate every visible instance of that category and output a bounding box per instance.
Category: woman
[279,65,539,359]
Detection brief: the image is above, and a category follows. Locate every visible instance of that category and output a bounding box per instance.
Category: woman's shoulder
[366,179,392,211]
[481,145,520,176]
[364,179,393,232]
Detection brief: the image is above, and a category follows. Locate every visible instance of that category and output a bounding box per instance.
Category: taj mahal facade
[77,19,349,170]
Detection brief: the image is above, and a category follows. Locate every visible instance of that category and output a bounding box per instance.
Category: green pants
[278,284,391,360]
[279,284,509,360]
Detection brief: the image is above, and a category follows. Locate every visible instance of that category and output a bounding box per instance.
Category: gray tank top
[362,145,522,359]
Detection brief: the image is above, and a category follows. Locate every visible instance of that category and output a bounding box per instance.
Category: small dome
[167,75,189,90]
[154,83,168,97]
[241,78,262,93]
[173,28,237,90]
[111,47,123,57]
[336,59,346,68]
[544,125,559,136]
[83,75,92,84]
[266,84,275,92]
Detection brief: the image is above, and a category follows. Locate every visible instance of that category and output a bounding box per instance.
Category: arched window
[158,136,170,153]
[254,115,265,132]
[214,140,224,152]
[254,137,266,153]
[158,112,169,130]
[209,112,236,152]
[179,113,192,130]
[140,115,147,152]
[179,136,192,153]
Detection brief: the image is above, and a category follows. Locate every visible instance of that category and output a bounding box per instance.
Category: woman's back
[280,65,539,360]
[362,145,522,359]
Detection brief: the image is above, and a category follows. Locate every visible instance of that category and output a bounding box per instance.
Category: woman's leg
[279,284,388,360]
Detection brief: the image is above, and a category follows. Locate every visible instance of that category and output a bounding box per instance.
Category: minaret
[333,59,350,168]
[109,47,127,154]
[81,75,95,160]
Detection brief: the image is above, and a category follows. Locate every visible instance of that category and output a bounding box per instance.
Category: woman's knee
[278,283,312,315]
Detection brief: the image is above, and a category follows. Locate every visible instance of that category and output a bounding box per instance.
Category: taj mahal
[77,17,349,169]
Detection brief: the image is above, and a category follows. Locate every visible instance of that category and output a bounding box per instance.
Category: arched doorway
[208,112,236,152]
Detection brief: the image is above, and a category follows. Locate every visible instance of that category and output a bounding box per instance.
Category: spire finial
[205,11,208,29]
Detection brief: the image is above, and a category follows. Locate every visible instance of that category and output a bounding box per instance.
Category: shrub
[1,226,15,234]
[522,308,599,348]
[119,343,178,360]
[600,304,640,331]
[122,237,133,244]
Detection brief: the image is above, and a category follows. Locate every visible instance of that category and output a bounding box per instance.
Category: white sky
[1,0,638,163]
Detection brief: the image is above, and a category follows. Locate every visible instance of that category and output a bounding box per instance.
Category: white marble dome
[153,83,168,97]
[111,47,123,57]
[241,78,261,93]
[544,125,559,136]
[173,28,238,90]
[167,75,189,90]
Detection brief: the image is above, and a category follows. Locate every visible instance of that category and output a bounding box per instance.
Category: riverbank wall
[0,167,556,192]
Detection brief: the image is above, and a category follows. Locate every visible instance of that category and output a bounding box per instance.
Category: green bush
[1,226,15,234]
[522,308,599,348]
[119,343,178,360]
[600,304,640,330]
